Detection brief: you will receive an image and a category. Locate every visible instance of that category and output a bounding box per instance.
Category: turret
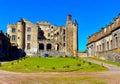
[16,20,25,50]
[66,15,72,24]
[74,19,78,26]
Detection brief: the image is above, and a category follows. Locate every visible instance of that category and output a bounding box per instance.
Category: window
[27,43,31,50]
[102,43,104,51]
[57,32,59,35]
[63,36,66,41]
[63,29,65,34]
[63,43,65,47]
[46,44,52,51]
[107,42,109,50]
[27,35,31,41]
[27,27,31,32]
[48,33,50,37]
[12,28,16,33]
[116,37,118,48]
[39,44,44,50]
[12,35,16,40]
[111,40,112,49]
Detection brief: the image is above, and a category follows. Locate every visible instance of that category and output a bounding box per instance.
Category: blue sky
[0,0,120,51]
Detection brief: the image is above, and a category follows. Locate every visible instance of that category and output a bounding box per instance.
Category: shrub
[38,56,41,58]
[60,56,63,58]
[24,64,27,66]
[77,63,81,66]
[88,62,92,65]
[65,55,68,58]
[11,62,14,65]
[49,56,52,58]
[37,65,40,68]
[83,60,86,63]
[63,65,70,68]
[73,57,76,59]
[52,67,56,70]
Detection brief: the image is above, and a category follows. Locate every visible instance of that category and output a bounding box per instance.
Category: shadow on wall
[0,46,26,62]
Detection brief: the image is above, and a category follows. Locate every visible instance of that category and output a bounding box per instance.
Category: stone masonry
[87,13,120,62]
[7,15,78,56]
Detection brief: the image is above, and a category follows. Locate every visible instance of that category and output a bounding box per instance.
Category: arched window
[39,43,44,50]
[116,37,118,48]
[107,41,109,50]
[102,43,104,51]
[63,29,65,34]
[46,44,52,51]
[111,40,112,49]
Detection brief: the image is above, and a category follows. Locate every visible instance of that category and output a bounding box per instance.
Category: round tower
[17,21,25,50]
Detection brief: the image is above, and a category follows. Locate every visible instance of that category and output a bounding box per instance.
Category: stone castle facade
[7,15,78,56]
[87,13,120,62]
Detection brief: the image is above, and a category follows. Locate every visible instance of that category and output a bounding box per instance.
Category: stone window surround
[12,28,16,33]
[27,43,31,50]
[27,35,31,41]
[27,27,31,32]
[11,35,16,41]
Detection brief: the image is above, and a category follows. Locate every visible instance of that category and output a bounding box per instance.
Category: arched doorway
[46,44,52,51]
[39,43,44,51]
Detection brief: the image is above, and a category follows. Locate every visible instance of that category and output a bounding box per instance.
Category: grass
[90,57,120,66]
[21,76,107,84]
[0,57,108,73]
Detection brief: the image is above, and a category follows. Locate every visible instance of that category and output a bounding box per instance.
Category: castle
[87,13,120,62]
[7,15,78,56]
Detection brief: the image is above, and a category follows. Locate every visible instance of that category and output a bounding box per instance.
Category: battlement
[7,24,16,28]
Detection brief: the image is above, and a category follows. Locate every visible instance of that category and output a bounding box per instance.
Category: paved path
[83,57,120,71]
[0,58,120,84]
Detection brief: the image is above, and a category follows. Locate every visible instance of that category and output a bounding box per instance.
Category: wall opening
[39,43,44,51]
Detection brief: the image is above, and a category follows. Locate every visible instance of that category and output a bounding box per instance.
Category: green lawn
[90,57,120,66]
[0,57,108,73]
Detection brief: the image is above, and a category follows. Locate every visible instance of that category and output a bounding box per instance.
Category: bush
[77,63,81,66]
[24,64,27,66]
[49,56,52,58]
[65,55,68,58]
[52,67,56,70]
[38,56,41,58]
[73,57,76,59]
[88,62,92,65]
[83,60,86,63]
[37,65,40,68]
[60,56,63,58]
[11,62,14,65]
[63,65,70,68]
